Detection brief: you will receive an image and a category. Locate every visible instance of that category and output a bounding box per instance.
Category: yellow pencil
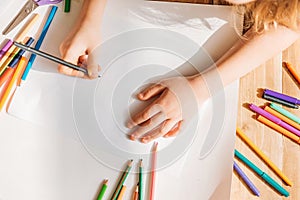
[0,57,27,111]
[236,127,293,186]
[116,185,126,200]
[264,106,300,130]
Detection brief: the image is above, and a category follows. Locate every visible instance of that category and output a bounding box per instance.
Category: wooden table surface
[158,0,300,199]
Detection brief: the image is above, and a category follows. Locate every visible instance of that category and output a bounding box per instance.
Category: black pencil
[13,41,90,75]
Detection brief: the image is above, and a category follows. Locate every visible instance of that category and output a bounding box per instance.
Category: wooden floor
[158,0,300,199]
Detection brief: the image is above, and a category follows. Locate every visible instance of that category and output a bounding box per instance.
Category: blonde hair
[236,0,300,33]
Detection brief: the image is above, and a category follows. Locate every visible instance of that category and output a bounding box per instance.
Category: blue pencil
[233,161,260,196]
[21,6,58,81]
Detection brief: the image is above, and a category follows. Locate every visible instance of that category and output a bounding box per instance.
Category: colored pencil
[263,93,299,109]
[0,14,39,74]
[283,62,300,86]
[139,159,143,200]
[0,67,15,87]
[64,0,71,12]
[233,161,260,196]
[270,103,300,124]
[0,57,27,111]
[116,185,126,200]
[110,160,133,200]
[249,104,300,137]
[0,40,13,61]
[235,149,289,197]
[132,184,139,200]
[257,115,300,144]
[8,37,34,68]
[264,106,300,130]
[236,128,292,186]
[97,179,108,200]
[22,6,58,81]
[264,89,300,105]
[150,142,158,200]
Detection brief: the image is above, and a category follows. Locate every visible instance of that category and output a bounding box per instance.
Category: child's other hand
[127,76,205,143]
[59,23,101,79]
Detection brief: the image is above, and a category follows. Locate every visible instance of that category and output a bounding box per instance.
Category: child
[59,0,300,143]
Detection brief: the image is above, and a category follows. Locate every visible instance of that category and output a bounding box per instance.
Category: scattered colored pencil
[132,184,139,200]
[22,6,58,81]
[264,106,300,130]
[283,62,300,86]
[257,115,300,144]
[116,185,126,200]
[110,160,133,200]
[97,179,108,200]
[139,159,143,200]
[236,128,292,186]
[235,149,289,197]
[150,142,158,200]
[233,161,260,196]
[270,103,300,124]
[0,57,27,111]
[64,0,71,12]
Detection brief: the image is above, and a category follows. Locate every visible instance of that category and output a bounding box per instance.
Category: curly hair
[235,0,300,33]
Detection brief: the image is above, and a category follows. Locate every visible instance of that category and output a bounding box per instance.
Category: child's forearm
[78,0,108,27]
[192,26,300,102]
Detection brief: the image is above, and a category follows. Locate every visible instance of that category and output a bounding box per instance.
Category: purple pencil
[234,161,260,196]
[250,104,300,137]
[0,40,13,60]
[264,89,300,105]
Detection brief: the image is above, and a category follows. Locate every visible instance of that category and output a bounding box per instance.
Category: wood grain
[156,0,300,199]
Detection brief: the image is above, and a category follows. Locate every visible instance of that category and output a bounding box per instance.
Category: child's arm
[59,0,107,78]
[128,25,300,143]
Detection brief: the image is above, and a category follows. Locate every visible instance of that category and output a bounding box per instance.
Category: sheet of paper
[1,0,242,199]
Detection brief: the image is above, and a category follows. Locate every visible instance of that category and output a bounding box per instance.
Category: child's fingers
[86,63,101,79]
[163,120,182,138]
[127,103,161,129]
[58,45,87,77]
[138,84,165,100]
[129,113,165,141]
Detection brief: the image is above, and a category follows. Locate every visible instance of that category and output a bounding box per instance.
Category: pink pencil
[150,142,158,200]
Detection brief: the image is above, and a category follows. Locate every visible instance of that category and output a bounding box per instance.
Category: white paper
[1,0,242,199]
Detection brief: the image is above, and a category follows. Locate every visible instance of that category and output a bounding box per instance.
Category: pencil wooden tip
[104,179,108,184]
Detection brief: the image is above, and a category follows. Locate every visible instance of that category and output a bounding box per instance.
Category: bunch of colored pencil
[96,142,158,200]
[0,6,58,112]
[249,103,300,145]
[234,128,293,197]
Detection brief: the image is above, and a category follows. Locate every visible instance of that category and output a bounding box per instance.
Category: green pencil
[111,160,133,200]
[97,179,108,200]
[64,0,71,13]
[235,149,289,197]
[139,159,143,200]
[270,103,300,124]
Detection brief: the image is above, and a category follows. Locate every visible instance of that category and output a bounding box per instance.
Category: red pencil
[149,142,158,200]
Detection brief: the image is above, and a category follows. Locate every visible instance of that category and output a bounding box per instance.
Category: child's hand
[127,75,206,143]
[59,22,101,79]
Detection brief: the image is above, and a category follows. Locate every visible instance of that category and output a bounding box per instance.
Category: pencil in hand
[13,42,101,77]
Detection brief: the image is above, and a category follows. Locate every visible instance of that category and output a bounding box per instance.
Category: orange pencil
[283,62,300,85]
[0,57,27,111]
[257,115,300,144]
[150,142,158,200]
[132,184,138,200]
[0,67,16,87]
[116,185,126,200]
[264,106,300,130]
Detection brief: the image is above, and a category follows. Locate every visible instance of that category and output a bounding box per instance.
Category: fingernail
[127,122,134,129]
[141,136,150,143]
[129,134,136,141]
